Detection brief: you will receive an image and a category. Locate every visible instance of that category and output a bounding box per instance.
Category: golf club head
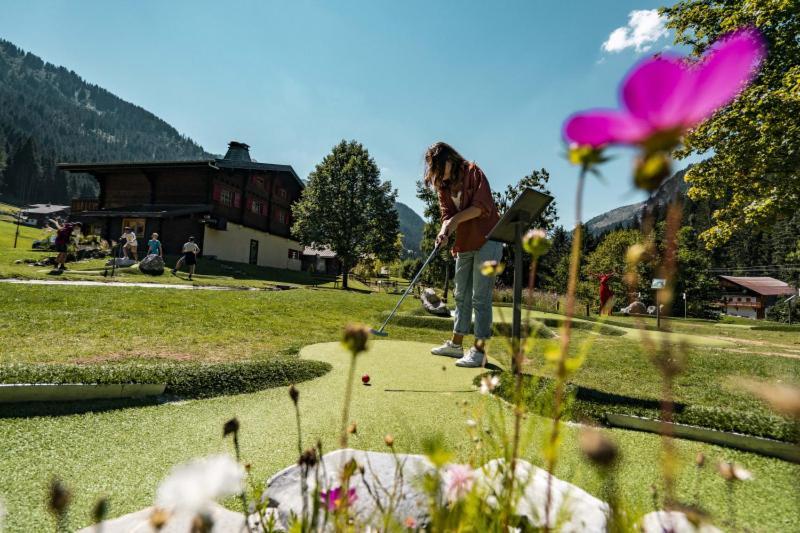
[370,328,388,337]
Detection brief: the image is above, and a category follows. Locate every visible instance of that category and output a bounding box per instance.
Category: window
[275,207,286,224]
[288,249,300,260]
[277,188,288,200]
[220,188,234,207]
[251,199,263,214]
[251,175,265,188]
[121,218,146,238]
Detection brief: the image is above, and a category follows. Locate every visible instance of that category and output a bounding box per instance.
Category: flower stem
[544,166,587,529]
[339,352,357,448]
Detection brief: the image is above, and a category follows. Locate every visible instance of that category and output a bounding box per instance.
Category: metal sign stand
[487,189,553,374]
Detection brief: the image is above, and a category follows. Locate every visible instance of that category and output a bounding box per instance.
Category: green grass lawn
[2,221,799,530]
[1,341,798,531]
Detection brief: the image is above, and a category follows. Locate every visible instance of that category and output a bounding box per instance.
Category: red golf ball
[361,374,370,385]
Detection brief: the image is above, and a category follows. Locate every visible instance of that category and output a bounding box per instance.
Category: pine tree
[3,136,42,203]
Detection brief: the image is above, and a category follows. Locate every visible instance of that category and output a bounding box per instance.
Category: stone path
[0,278,257,291]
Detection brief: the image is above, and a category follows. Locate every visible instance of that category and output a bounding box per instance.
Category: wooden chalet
[718,275,797,319]
[59,141,305,270]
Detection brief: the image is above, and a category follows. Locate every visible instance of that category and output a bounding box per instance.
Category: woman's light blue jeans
[453,239,503,341]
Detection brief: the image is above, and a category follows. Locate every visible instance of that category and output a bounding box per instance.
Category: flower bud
[567,144,608,168]
[522,229,551,258]
[342,324,370,354]
[579,427,619,468]
[288,384,299,405]
[695,452,705,468]
[480,260,505,277]
[48,478,70,517]
[384,434,395,447]
[92,497,109,524]
[634,152,671,191]
[150,508,170,530]
[347,421,358,435]
[299,447,318,467]
[223,418,240,437]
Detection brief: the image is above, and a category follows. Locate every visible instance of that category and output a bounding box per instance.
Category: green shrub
[487,372,799,443]
[0,358,331,398]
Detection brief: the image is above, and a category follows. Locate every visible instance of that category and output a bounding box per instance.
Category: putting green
[1,340,797,531]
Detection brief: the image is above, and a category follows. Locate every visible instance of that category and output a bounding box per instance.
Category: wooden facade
[719,275,796,319]
[58,142,304,264]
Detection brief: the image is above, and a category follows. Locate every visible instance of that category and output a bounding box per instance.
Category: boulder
[106,257,136,268]
[640,511,722,533]
[621,301,647,315]
[475,459,608,532]
[139,254,166,276]
[262,448,434,530]
[263,450,608,531]
[421,288,451,317]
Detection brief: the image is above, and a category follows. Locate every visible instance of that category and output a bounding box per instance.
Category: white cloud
[602,10,668,54]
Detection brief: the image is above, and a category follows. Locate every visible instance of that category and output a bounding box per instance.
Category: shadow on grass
[0,395,176,419]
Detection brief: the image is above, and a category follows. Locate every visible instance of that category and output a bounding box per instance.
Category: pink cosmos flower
[442,464,474,502]
[563,28,766,148]
[320,486,357,512]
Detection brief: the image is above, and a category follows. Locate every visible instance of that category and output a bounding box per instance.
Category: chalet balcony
[71,197,99,213]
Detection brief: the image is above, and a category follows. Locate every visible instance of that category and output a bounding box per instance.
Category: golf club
[371,243,440,337]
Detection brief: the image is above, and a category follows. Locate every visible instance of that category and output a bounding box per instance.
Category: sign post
[683,292,687,319]
[487,189,554,374]
[651,278,666,329]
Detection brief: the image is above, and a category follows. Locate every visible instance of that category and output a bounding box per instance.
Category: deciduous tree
[292,140,400,289]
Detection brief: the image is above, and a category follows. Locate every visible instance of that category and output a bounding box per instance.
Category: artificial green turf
[0,341,797,531]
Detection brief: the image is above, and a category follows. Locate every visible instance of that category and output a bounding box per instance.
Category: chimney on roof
[223,141,251,162]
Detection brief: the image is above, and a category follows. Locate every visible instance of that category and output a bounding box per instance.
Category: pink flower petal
[563,110,650,147]
[620,54,695,129]
[683,27,766,125]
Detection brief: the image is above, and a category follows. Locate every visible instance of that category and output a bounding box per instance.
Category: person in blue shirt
[147,233,163,258]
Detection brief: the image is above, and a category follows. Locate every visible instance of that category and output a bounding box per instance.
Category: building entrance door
[249,239,259,265]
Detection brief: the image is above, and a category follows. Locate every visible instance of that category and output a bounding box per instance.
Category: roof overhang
[57,161,217,173]
[74,204,212,218]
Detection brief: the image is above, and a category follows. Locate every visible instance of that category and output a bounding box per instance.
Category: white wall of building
[203,223,302,271]
[724,305,757,319]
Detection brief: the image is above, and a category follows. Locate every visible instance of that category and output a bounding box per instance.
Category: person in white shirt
[171,236,200,280]
[120,227,138,261]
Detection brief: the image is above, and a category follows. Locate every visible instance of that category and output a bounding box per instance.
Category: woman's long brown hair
[424,141,466,191]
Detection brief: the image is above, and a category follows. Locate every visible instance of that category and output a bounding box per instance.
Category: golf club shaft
[374,244,440,334]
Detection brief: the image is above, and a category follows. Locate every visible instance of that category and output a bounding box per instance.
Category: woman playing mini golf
[425,142,502,368]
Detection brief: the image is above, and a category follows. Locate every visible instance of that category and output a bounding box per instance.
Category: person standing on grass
[120,226,138,261]
[50,219,82,271]
[172,236,200,280]
[425,142,502,368]
[147,232,163,258]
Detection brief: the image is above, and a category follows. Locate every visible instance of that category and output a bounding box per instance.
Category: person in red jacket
[425,142,502,368]
[50,219,82,271]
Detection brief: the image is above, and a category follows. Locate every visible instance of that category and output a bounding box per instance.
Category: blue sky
[0,0,681,225]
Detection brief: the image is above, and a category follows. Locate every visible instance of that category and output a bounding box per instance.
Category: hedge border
[0,357,331,399]
[486,372,799,444]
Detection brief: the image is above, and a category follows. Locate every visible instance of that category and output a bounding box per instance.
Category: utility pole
[13,209,21,248]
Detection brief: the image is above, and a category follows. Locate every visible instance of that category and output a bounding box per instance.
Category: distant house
[719,275,797,319]
[58,141,305,270]
[302,246,340,276]
[21,204,70,227]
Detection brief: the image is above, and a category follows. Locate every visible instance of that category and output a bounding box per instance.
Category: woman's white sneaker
[455,347,486,368]
[430,340,464,358]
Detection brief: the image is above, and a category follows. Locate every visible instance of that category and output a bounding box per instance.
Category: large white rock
[262,448,435,530]
[475,459,609,532]
[640,511,723,533]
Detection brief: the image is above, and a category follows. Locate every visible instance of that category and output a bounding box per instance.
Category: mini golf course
[1,340,798,531]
